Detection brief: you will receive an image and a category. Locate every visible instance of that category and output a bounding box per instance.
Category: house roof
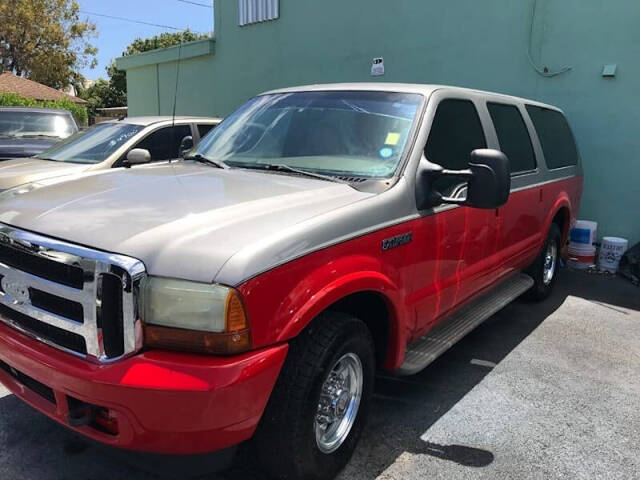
[0,72,88,105]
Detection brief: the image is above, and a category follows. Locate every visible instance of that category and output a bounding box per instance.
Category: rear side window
[425,99,486,194]
[135,125,192,161]
[525,105,578,169]
[197,123,216,139]
[488,103,536,173]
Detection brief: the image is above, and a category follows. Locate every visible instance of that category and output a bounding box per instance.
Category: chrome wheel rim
[315,353,363,454]
[543,241,558,285]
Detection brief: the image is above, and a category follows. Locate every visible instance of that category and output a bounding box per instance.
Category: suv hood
[0,137,60,160]
[0,162,372,283]
[0,158,87,191]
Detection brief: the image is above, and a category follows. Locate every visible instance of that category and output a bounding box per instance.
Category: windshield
[36,122,143,164]
[0,111,76,139]
[193,91,423,178]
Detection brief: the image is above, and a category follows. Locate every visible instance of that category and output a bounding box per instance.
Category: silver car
[0,107,78,160]
[0,116,221,191]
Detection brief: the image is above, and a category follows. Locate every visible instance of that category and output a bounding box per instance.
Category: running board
[397,273,534,376]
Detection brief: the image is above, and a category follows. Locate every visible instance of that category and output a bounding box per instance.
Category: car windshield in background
[0,111,75,139]
[194,91,423,178]
[37,123,143,164]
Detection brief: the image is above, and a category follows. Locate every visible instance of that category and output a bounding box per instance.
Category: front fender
[238,252,410,371]
[281,269,407,369]
[277,270,400,340]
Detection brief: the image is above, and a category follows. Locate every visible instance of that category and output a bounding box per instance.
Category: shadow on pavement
[0,269,637,480]
[421,442,495,467]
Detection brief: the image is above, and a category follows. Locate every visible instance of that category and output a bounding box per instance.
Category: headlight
[139,277,251,355]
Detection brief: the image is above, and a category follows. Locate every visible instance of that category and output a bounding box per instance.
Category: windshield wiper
[245,163,348,184]
[183,154,228,169]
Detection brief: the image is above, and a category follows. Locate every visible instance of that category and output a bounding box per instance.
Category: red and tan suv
[0,84,582,479]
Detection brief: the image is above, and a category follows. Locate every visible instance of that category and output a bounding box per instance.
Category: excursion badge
[382,232,413,251]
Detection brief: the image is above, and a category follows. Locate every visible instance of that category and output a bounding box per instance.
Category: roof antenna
[169,40,183,163]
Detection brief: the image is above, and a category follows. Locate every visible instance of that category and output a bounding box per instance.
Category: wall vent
[238,0,279,26]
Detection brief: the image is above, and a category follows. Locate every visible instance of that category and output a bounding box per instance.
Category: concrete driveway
[1,269,638,479]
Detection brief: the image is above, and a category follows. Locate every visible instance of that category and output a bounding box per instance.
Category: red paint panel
[239,176,583,371]
[497,185,544,271]
[239,206,501,367]
[408,206,500,335]
[497,177,583,274]
[499,176,583,273]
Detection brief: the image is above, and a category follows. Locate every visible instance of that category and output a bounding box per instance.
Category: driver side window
[425,99,486,195]
[135,125,192,161]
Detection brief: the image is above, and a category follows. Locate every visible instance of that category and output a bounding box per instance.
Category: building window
[238,0,279,26]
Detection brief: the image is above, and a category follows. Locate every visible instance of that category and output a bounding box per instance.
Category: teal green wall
[125,64,159,115]
[119,0,640,244]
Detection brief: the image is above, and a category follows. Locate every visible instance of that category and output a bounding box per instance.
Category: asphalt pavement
[1,269,638,479]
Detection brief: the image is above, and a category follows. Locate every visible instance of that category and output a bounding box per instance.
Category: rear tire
[525,223,561,301]
[254,312,375,480]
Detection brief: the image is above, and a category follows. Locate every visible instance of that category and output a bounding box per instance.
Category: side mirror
[416,149,511,210]
[125,148,151,167]
[466,149,511,208]
[179,136,194,157]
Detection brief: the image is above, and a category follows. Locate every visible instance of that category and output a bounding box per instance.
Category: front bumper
[0,321,288,454]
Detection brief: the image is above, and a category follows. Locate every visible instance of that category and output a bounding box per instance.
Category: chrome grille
[0,224,145,363]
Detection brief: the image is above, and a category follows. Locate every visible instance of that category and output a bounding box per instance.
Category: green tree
[107,29,209,96]
[79,78,127,123]
[0,0,97,89]
[79,29,208,122]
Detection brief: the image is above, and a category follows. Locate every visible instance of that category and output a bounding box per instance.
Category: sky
[77,0,214,80]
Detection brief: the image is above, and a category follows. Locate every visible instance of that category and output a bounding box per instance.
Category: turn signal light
[144,325,251,355]
[226,290,248,331]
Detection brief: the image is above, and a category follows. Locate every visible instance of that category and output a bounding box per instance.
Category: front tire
[525,223,561,301]
[255,312,375,480]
